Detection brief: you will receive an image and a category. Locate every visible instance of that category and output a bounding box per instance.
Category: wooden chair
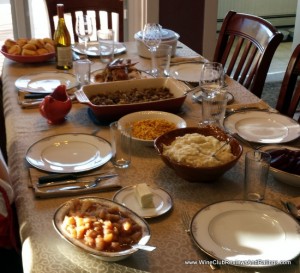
[276,44,300,122]
[213,10,283,98]
[45,0,124,42]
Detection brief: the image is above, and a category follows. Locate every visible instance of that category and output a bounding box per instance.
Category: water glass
[151,44,172,77]
[110,121,132,168]
[199,62,224,92]
[244,150,271,202]
[98,29,114,63]
[199,89,228,128]
[73,59,91,86]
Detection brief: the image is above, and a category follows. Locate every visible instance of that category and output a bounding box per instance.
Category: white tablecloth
[2,42,300,273]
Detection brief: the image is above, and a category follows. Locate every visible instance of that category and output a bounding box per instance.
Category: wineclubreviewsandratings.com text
[184,259,292,266]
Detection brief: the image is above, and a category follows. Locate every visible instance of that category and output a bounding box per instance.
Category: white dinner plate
[113,185,173,218]
[118,111,187,146]
[26,133,112,173]
[72,42,126,57]
[190,200,300,268]
[224,110,300,143]
[169,63,204,83]
[15,71,79,93]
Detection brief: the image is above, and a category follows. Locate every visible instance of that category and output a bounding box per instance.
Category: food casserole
[75,77,189,122]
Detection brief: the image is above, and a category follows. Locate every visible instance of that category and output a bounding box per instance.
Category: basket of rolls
[1,38,55,63]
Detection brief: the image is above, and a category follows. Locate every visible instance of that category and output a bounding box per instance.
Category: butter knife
[37,173,118,188]
[38,171,114,184]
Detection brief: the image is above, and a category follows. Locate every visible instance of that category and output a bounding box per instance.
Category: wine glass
[75,15,93,56]
[142,23,162,75]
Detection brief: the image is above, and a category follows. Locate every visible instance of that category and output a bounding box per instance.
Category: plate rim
[224,110,300,143]
[190,199,300,268]
[15,71,79,93]
[72,41,126,56]
[169,62,203,83]
[26,133,112,173]
[112,185,173,218]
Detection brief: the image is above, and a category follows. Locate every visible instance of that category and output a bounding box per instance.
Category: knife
[37,173,118,188]
[38,171,116,184]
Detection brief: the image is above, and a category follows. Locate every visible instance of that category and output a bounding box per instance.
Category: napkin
[28,164,122,198]
[170,56,206,64]
[226,100,271,112]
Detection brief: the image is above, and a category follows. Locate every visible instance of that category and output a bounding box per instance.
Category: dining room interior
[0,1,300,273]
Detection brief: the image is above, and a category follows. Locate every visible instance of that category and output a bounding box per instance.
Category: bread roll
[22,43,37,51]
[16,38,28,47]
[36,39,45,48]
[21,48,37,56]
[8,44,21,55]
[43,38,54,45]
[4,39,16,48]
[44,43,55,53]
[36,48,48,55]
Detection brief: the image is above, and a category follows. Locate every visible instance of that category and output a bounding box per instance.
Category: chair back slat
[214,10,283,97]
[45,0,124,42]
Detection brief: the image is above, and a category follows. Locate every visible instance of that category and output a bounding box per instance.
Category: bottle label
[56,46,72,67]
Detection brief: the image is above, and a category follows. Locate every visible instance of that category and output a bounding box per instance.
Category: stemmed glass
[75,15,93,56]
[142,23,162,75]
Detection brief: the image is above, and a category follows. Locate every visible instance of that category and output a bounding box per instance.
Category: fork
[45,177,103,192]
[181,210,220,270]
[181,210,191,234]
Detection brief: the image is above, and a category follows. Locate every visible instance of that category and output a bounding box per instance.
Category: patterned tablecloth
[2,42,300,273]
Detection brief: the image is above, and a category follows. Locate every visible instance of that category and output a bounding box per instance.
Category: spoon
[211,138,232,159]
[132,244,156,251]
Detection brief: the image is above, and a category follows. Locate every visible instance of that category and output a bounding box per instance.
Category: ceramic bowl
[1,45,55,63]
[154,126,243,182]
[75,77,189,122]
[118,110,187,146]
[260,145,300,187]
[53,197,151,262]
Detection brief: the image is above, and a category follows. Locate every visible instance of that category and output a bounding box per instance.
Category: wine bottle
[53,4,72,70]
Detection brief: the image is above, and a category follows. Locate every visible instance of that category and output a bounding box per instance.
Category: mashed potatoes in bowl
[154,126,243,182]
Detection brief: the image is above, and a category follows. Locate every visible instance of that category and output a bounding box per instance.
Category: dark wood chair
[276,44,300,122]
[45,0,124,42]
[213,10,283,98]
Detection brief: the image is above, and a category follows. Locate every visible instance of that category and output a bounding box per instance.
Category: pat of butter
[134,183,154,208]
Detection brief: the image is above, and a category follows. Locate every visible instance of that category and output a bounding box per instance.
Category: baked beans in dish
[53,197,151,259]
[89,87,174,105]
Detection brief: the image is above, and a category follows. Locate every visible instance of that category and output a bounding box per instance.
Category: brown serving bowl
[154,126,243,182]
[75,77,189,122]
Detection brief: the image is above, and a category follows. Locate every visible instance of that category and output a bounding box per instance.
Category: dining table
[1,41,300,273]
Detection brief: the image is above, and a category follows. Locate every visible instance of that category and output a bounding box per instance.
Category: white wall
[293,0,300,50]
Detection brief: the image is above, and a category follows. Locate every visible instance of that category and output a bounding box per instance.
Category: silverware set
[36,173,118,192]
[181,210,220,270]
